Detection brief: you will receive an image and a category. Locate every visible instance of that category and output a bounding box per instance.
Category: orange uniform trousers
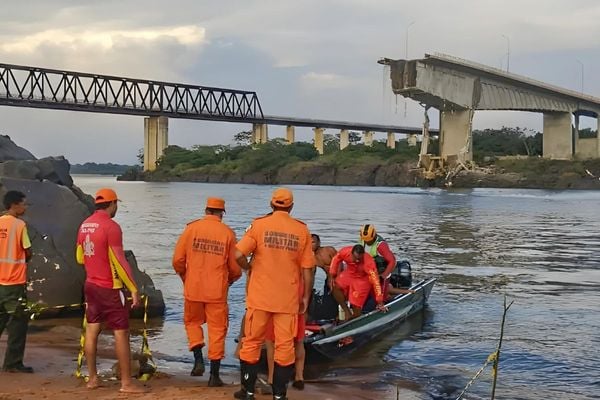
[239,308,297,366]
[184,299,228,360]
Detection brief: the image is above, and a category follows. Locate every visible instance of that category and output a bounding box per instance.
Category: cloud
[300,72,353,90]
[2,1,600,164]
[1,25,206,54]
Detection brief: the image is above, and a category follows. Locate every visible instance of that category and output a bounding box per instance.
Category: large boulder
[0,139,165,317]
[0,135,36,161]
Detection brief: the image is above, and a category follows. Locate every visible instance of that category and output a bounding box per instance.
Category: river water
[73,176,600,400]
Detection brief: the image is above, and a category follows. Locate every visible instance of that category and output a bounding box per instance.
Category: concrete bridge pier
[543,112,572,159]
[363,131,374,147]
[439,109,474,163]
[597,116,600,159]
[252,123,269,144]
[313,128,324,154]
[340,129,349,150]
[286,125,295,144]
[386,132,396,149]
[252,123,261,144]
[143,116,168,171]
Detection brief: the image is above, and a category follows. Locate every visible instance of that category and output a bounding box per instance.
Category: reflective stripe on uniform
[1,218,26,265]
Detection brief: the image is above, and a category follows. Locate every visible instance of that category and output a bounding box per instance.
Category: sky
[1,0,600,164]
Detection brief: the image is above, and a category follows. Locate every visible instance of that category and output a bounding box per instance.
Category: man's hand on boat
[376,302,388,313]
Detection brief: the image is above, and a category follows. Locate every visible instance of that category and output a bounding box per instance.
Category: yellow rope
[455,351,498,400]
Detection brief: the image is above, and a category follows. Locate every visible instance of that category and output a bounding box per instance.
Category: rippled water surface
[74,176,600,399]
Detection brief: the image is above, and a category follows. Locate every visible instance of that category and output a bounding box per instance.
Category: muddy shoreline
[0,319,418,400]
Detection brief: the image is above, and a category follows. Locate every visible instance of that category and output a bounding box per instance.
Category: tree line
[147,127,597,176]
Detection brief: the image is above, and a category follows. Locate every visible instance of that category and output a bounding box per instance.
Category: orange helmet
[359,224,377,242]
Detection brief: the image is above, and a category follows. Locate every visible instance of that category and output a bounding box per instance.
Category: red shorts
[265,313,305,342]
[335,272,372,308]
[84,282,129,330]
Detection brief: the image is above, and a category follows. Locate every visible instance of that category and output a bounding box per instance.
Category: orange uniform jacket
[0,215,31,285]
[237,211,315,314]
[172,215,242,303]
[330,246,384,303]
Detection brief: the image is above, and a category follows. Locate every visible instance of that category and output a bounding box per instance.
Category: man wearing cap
[172,197,241,386]
[76,188,146,393]
[235,188,315,400]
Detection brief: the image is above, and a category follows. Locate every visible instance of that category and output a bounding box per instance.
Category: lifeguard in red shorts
[329,244,386,321]
[76,188,146,394]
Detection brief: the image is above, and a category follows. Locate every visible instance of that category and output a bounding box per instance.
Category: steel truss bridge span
[0,63,264,123]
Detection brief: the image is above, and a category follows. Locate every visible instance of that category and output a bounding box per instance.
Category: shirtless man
[311,234,337,292]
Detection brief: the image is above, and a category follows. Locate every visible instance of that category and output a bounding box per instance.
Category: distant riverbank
[119,157,600,190]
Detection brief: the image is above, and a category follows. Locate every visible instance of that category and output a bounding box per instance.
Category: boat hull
[305,278,435,360]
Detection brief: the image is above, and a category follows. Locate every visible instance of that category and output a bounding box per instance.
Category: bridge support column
[597,116,600,158]
[543,112,572,159]
[314,128,324,155]
[252,123,268,144]
[252,123,261,144]
[363,131,374,147]
[340,129,349,150]
[386,132,396,149]
[407,134,418,147]
[286,125,295,144]
[440,109,473,163]
[143,116,168,172]
[574,114,580,156]
[260,124,268,143]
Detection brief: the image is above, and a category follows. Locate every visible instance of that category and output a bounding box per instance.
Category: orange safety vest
[0,215,28,285]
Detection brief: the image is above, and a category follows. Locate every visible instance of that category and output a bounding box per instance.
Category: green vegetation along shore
[71,162,137,175]
[118,128,600,190]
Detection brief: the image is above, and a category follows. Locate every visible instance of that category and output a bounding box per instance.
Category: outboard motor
[308,289,338,321]
[390,260,412,288]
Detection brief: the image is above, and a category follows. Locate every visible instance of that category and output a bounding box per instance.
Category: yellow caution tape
[139,295,156,381]
[73,294,156,382]
[74,306,88,381]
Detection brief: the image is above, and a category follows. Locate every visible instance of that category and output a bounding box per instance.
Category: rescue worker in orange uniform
[263,276,306,391]
[235,188,315,400]
[329,244,386,320]
[172,197,241,386]
[76,188,146,393]
[0,190,33,373]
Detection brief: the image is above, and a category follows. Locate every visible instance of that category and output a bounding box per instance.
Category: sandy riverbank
[0,320,419,400]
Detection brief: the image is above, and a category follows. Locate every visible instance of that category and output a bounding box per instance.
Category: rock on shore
[0,135,165,317]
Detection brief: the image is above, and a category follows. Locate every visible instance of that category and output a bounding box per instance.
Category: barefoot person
[0,191,33,373]
[75,188,146,393]
[329,245,386,321]
[235,187,315,400]
[172,197,241,386]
